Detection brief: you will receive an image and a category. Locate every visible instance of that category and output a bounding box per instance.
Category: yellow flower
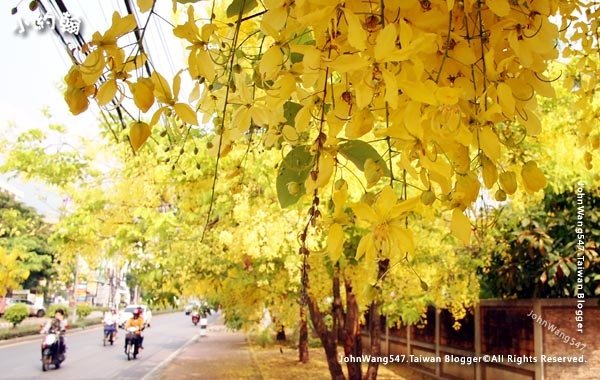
[352,186,417,263]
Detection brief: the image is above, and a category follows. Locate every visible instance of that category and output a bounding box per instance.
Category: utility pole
[70,253,79,322]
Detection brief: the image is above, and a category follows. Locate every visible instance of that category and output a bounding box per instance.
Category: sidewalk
[156,324,262,380]
[154,319,428,380]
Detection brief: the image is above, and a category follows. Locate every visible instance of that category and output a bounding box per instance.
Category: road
[0,312,213,380]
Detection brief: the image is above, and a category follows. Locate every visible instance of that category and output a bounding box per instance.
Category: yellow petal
[105,12,137,40]
[151,72,173,104]
[388,225,414,257]
[343,8,367,51]
[326,54,370,73]
[352,203,378,224]
[521,161,546,192]
[499,171,517,194]
[136,0,153,13]
[481,155,498,189]
[356,233,374,261]
[382,68,399,109]
[282,125,299,143]
[479,126,501,162]
[259,45,284,80]
[519,110,542,136]
[326,223,345,262]
[346,108,374,138]
[374,186,397,217]
[190,50,216,81]
[129,78,155,112]
[332,184,348,219]
[129,121,151,152]
[232,107,251,135]
[150,106,168,126]
[374,24,397,62]
[496,82,515,117]
[451,209,471,245]
[388,197,419,220]
[96,78,117,106]
[486,0,510,17]
[364,159,383,188]
[64,87,90,115]
[174,103,198,125]
[261,5,287,36]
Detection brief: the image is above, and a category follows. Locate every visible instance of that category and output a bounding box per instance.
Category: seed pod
[495,189,507,202]
[420,190,436,205]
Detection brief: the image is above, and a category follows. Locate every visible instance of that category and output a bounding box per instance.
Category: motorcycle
[103,323,117,346]
[124,326,141,360]
[191,311,200,326]
[41,333,65,371]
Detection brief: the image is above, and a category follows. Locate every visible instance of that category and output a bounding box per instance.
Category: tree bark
[307,296,345,380]
[299,305,309,363]
[332,268,345,343]
[344,282,362,380]
[365,259,389,380]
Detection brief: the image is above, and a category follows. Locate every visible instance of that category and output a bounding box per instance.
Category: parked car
[118,304,152,328]
[8,299,46,317]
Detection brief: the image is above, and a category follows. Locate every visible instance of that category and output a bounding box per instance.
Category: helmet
[133,309,141,316]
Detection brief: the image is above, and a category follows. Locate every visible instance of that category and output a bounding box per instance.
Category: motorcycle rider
[124,307,144,351]
[103,307,118,341]
[40,308,67,358]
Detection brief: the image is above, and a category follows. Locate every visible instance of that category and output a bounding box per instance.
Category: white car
[7,299,46,317]
[118,304,152,328]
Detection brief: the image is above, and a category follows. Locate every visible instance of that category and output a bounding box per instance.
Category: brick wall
[363,299,599,380]
[542,304,599,380]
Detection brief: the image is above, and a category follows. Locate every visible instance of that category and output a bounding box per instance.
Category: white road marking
[140,332,200,380]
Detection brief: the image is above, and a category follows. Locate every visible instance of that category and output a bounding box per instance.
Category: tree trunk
[344,282,362,380]
[332,268,345,343]
[299,305,309,363]
[307,296,345,380]
[365,259,389,380]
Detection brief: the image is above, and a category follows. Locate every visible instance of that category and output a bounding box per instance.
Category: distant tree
[480,188,600,298]
[0,191,56,296]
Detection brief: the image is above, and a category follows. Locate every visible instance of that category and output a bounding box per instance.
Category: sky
[0,1,185,221]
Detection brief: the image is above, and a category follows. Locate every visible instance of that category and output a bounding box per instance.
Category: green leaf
[338,140,390,176]
[283,101,302,126]
[276,146,314,208]
[226,0,258,18]
[290,29,315,46]
[290,53,304,64]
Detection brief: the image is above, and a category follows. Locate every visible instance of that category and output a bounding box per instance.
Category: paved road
[0,312,213,380]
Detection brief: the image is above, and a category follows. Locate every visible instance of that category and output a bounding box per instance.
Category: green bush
[4,304,29,327]
[47,304,70,318]
[255,329,273,348]
[76,304,92,319]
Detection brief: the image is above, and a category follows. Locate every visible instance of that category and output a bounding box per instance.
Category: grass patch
[0,324,40,340]
[70,317,102,329]
[249,343,432,380]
